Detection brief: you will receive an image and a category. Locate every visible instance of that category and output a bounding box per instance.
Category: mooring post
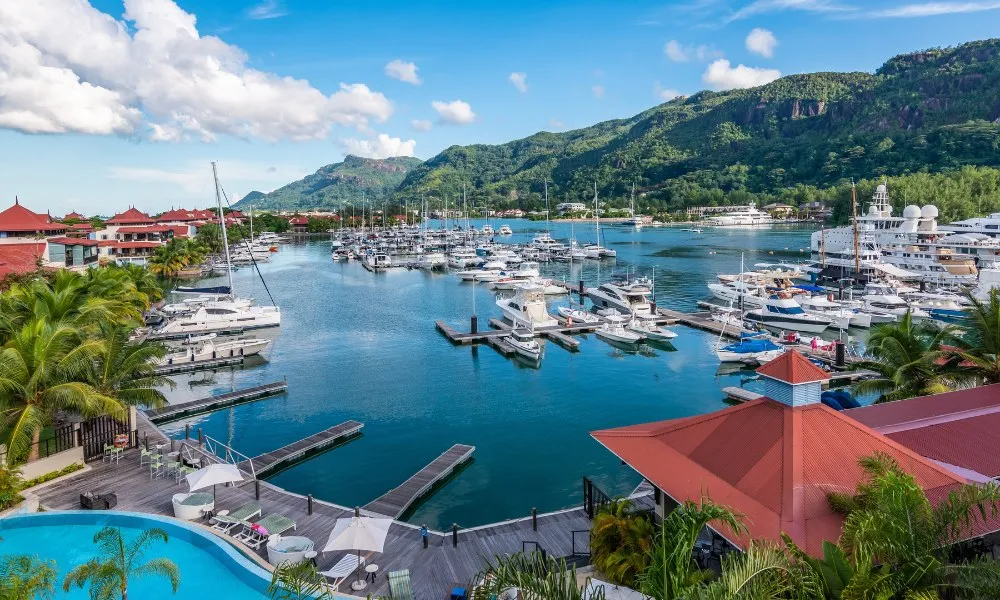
[355,506,361,518]
[307,494,314,515]
[650,301,657,315]
[255,479,260,500]
[197,428,204,446]
[184,423,190,439]
[532,507,538,531]
[170,439,175,452]
[578,280,585,298]
[143,432,148,450]
[452,524,458,547]
[470,314,478,334]
[835,341,846,367]
[421,525,428,549]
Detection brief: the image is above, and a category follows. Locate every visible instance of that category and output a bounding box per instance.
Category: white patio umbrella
[322,515,393,590]
[185,463,244,502]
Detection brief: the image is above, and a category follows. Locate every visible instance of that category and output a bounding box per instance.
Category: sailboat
[625,182,646,227]
[713,254,781,363]
[585,182,613,258]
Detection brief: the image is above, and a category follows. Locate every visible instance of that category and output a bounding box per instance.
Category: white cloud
[547,119,566,130]
[384,59,421,85]
[411,119,432,132]
[702,59,781,90]
[591,85,606,99]
[508,72,528,93]
[745,28,778,57]
[432,100,476,125]
[108,160,307,195]
[868,1,1000,17]
[341,134,416,159]
[654,82,685,101]
[727,0,850,21]
[664,40,689,62]
[247,0,287,20]
[663,40,721,62]
[0,0,394,141]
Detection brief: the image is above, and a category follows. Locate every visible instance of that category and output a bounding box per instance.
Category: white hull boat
[628,319,677,341]
[556,306,599,324]
[596,316,644,344]
[496,285,559,329]
[156,338,271,366]
[156,304,281,334]
[505,329,542,361]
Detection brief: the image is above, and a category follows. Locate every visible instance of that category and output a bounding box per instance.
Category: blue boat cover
[793,284,825,293]
[722,338,782,353]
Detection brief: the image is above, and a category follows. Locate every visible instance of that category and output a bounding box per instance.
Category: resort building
[556,202,587,214]
[0,198,68,239]
[289,216,309,233]
[592,351,1000,556]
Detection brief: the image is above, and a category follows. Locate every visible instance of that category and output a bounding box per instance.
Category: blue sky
[2,0,1000,215]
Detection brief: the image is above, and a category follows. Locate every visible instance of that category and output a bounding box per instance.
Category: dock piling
[470,315,478,334]
[578,280,585,298]
[307,494,313,515]
[835,341,846,367]
[197,428,204,446]
[421,525,428,549]
[532,507,537,531]
[255,479,260,500]
[452,524,458,547]
[184,424,190,439]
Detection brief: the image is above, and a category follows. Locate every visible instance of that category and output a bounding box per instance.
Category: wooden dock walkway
[658,307,754,339]
[364,444,475,518]
[144,381,288,424]
[239,420,363,478]
[147,327,246,341]
[153,355,246,374]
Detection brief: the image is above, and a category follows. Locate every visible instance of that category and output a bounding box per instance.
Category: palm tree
[86,325,172,410]
[690,543,821,600]
[0,554,56,600]
[831,453,1000,599]
[116,263,163,304]
[638,497,747,600]
[473,551,604,600]
[852,312,962,403]
[148,245,187,279]
[590,498,655,586]
[268,560,332,600]
[0,319,123,464]
[63,527,179,600]
[944,289,1000,385]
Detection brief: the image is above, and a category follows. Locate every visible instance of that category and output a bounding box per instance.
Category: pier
[364,444,475,518]
[147,327,247,341]
[239,420,364,477]
[153,355,246,374]
[144,381,288,424]
[658,307,754,339]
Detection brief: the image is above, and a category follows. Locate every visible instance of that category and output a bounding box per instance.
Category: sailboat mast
[630,182,635,218]
[249,201,254,240]
[211,161,234,295]
[544,179,550,237]
[593,181,599,244]
[851,179,860,275]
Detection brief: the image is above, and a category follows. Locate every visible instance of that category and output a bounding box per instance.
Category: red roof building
[0,199,68,236]
[591,351,973,556]
[0,241,46,277]
[156,208,216,223]
[61,211,86,221]
[105,207,155,226]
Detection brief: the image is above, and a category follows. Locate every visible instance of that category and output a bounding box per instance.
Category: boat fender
[820,393,844,411]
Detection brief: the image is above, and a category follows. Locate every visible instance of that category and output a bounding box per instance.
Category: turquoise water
[0,512,314,599]
[159,221,817,530]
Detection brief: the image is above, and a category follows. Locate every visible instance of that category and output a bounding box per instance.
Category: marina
[364,444,476,518]
[144,381,288,424]
[239,420,365,478]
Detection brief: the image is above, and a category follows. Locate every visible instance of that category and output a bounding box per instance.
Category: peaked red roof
[62,211,86,220]
[756,350,830,384]
[0,201,68,233]
[105,207,154,225]
[289,217,308,225]
[592,398,966,556]
[0,242,46,277]
[47,237,98,246]
[156,208,216,223]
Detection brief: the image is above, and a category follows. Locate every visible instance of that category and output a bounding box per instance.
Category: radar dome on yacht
[867,205,880,216]
[902,205,921,219]
[876,183,887,193]
[921,205,938,218]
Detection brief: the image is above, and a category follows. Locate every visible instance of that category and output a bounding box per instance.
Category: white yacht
[556,306,600,324]
[707,281,767,309]
[705,204,775,227]
[363,252,392,271]
[496,285,558,329]
[628,319,677,341]
[156,337,271,366]
[796,295,860,330]
[448,249,481,269]
[156,303,281,334]
[862,283,929,320]
[504,328,542,361]
[498,225,513,235]
[940,212,1000,239]
[585,282,653,318]
[745,295,832,333]
[416,252,447,271]
[596,315,644,344]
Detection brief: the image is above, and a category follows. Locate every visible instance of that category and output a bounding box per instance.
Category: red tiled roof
[69,223,94,230]
[592,398,966,556]
[47,237,98,246]
[97,240,118,247]
[0,242,46,277]
[116,225,173,234]
[756,350,831,384]
[0,201,68,232]
[289,217,308,225]
[62,211,85,220]
[156,208,216,223]
[168,225,190,238]
[105,207,154,225]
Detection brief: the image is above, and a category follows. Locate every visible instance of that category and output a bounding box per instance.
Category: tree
[690,542,821,600]
[945,290,1000,385]
[0,319,123,464]
[63,527,179,600]
[267,561,332,600]
[86,325,172,410]
[638,497,747,600]
[147,241,188,279]
[0,554,57,600]
[830,453,1000,599]
[473,551,604,600]
[852,312,962,403]
[590,499,655,587]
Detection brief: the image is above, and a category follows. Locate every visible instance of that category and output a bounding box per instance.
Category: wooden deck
[144,381,288,424]
[364,444,475,518]
[658,307,754,339]
[34,415,608,599]
[239,420,364,478]
[153,355,246,374]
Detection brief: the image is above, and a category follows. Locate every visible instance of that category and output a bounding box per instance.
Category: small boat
[504,328,542,360]
[680,228,703,233]
[173,285,232,296]
[627,319,677,341]
[716,333,783,363]
[557,306,600,324]
[745,294,832,333]
[155,337,271,366]
[498,225,513,235]
[596,315,644,344]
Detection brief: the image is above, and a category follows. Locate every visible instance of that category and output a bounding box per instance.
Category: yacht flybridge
[496,284,558,329]
[585,282,653,318]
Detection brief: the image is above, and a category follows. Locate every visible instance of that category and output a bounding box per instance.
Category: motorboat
[155,337,271,366]
[707,281,766,309]
[481,224,495,235]
[530,278,569,295]
[585,282,653,318]
[556,305,600,324]
[172,285,232,297]
[901,292,968,323]
[416,252,447,271]
[362,252,392,271]
[680,228,704,233]
[745,295,832,333]
[862,283,929,320]
[156,303,281,334]
[596,315,644,344]
[448,250,481,269]
[504,328,542,361]
[332,247,354,260]
[160,296,252,316]
[716,333,784,363]
[627,319,677,341]
[496,284,559,329]
[498,225,513,235]
[795,295,856,330]
[177,332,217,345]
[456,266,504,282]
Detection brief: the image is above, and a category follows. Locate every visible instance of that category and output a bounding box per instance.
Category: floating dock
[153,355,246,374]
[722,387,764,403]
[659,307,754,339]
[144,381,288,424]
[147,327,247,341]
[240,420,364,478]
[363,444,475,518]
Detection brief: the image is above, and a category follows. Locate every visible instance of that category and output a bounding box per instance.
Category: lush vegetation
[268,560,332,600]
[0,555,56,600]
[63,526,179,600]
[590,498,655,586]
[390,39,1000,223]
[235,155,422,211]
[148,238,208,279]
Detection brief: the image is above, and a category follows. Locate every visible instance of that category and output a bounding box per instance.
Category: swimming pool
[0,511,343,599]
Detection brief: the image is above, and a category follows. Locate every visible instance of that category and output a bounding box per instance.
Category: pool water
[0,512,324,599]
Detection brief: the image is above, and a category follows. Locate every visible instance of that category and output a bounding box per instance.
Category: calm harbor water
[159,220,818,530]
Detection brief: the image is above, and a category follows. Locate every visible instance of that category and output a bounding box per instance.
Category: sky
[2,0,1000,216]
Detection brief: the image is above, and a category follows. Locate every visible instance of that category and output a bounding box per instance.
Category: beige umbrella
[322,515,393,591]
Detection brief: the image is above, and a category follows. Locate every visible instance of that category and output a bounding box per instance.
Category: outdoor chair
[387,569,415,600]
[139,447,153,465]
[176,464,196,484]
[321,554,364,590]
[233,513,296,549]
[80,492,117,510]
[210,502,263,534]
[149,456,165,479]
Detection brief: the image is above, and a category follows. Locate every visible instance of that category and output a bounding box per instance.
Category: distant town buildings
[556,202,587,214]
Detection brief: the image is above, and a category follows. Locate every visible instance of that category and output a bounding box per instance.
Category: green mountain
[235,155,422,210]
[394,38,1000,221]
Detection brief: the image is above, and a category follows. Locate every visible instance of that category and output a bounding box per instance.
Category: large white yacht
[705,204,776,227]
[941,212,1000,239]
[496,285,559,329]
[156,302,281,334]
[585,282,653,318]
[156,337,271,365]
[745,296,832,333]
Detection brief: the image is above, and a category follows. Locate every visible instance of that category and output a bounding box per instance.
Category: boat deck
[239,420,364,478]
[363,444,475,518]
[144,381,288,424]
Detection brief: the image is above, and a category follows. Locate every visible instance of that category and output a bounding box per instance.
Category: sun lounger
[233,513,296,549]
[321,553,365,589]
[388,569,415,600]
[210,502,262,533]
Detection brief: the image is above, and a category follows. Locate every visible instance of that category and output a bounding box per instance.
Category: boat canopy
[722,338,782,353]
[793,284,825,293]
[872,263,921,279]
